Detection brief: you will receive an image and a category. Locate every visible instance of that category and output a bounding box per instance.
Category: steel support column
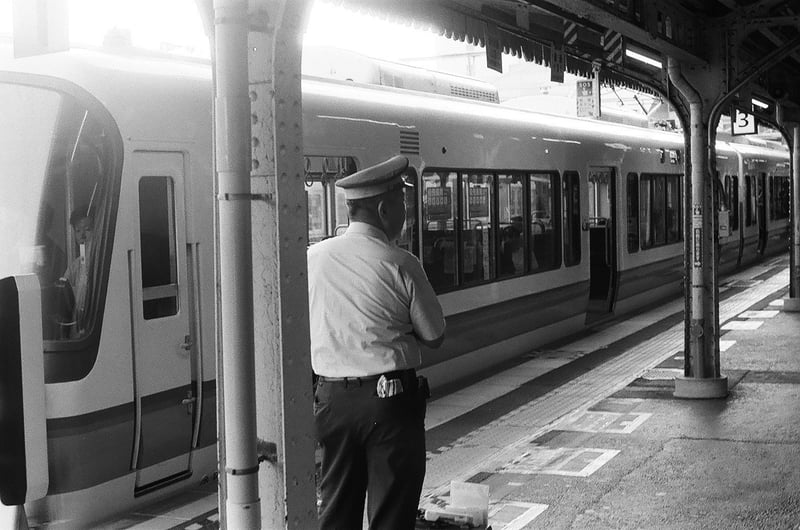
[668,58,728,398]
[213,0,261,526]
[786,124,800,311]
[249,0,317,528]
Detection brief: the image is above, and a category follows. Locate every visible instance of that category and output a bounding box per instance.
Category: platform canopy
[330,0,800,119]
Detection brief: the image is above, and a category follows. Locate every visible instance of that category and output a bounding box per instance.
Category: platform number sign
[732,109,757,135]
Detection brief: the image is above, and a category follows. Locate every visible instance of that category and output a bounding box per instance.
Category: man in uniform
[308,155,446,529]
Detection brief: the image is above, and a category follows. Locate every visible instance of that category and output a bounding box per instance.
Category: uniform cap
[335,155,411,200]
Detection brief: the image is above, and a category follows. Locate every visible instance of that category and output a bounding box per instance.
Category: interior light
[751,98,770,109]
[625,48,663,69]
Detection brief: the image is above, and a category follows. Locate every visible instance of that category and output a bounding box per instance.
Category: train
[0,47,790,527]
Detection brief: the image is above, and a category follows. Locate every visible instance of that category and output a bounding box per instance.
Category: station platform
[419,258,800,529]
[13,258,795,529]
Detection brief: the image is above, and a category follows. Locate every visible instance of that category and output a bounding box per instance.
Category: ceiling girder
[522,0,707,65]
[736,16,800,32]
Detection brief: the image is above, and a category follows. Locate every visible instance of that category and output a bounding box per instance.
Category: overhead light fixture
[625,48,662,69]
[751,98,770,109]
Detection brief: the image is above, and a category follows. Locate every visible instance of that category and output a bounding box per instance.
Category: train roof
[0,48,212,143]
[0,48,789,162]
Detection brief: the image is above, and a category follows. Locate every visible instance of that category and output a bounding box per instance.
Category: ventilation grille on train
[400,130,420,155]
[449,85,500,103]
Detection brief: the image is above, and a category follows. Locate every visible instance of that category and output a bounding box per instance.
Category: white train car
[0,48,789,526]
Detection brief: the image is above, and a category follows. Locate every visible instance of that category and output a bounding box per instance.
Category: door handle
[181,391,197,415]
[181,335,193,351]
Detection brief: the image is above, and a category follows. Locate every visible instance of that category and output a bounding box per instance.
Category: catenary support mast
[787,124,800,311]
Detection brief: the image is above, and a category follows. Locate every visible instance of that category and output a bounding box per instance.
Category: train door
[756,172,767,255]
[130,152,194,493]
[586,167,617,320]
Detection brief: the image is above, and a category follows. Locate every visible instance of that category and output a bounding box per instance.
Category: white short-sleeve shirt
[307,222,445,377]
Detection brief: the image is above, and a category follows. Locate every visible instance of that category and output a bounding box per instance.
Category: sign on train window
[138,176,178,319]
[421,171,458,292]
[426,188,452,221]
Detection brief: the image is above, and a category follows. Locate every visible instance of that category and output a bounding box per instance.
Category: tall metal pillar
[668,58,729,398]
[213,0,261,526]
[786,124,800,311]
[249,1,318,528]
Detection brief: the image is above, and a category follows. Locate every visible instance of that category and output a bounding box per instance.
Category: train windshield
[0,81,118,352]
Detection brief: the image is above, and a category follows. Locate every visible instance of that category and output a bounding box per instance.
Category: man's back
[308,222,442,377]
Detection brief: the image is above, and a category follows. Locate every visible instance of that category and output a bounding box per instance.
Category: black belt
[317,369,415,386]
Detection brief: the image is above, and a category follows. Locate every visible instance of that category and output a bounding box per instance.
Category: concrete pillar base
[782,298,800,312]
[673,376,728,399]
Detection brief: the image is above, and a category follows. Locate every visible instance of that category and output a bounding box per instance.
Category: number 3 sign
[732,109,757,135]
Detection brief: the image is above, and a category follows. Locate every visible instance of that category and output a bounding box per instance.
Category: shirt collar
[345,221,389,243]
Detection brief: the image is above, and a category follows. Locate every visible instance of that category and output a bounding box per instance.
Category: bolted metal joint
[217,192,273,202]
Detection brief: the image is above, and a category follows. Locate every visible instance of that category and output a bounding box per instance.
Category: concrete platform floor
[469,288,800,529]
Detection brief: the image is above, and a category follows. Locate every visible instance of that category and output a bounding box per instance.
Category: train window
[770,175,791,220]
[529,172,560,272]
[304,156,357,243]
[462,173,495,284]
[745,175,754,226]
[398,168,418,254]
[139,177,179,319]
[1,79,122,382]
[725,175,739,230]
[640,173,682,249]
[665,175,681,244]
[498,174,525,277]
[626,173,639,253]
[421,171,458,291]
[563,171,581,267]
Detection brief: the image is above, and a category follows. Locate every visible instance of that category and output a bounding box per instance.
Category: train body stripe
[45,381,216,494]
[424,279,589,367]
[616,255,684,303]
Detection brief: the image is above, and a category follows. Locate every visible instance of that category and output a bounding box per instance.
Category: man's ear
[377,199,389,219]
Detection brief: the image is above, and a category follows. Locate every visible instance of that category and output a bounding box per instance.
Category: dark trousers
[314,374,426,530]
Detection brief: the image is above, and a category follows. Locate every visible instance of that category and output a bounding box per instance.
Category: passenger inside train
[56,206,94,338]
